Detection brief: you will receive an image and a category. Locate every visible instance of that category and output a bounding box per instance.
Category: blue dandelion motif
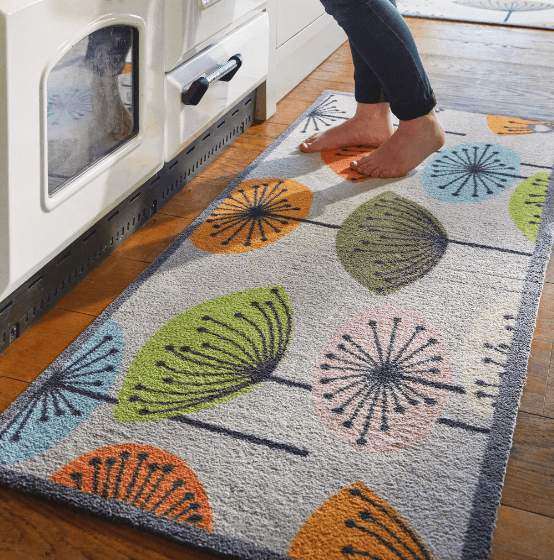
[0,320,123,464]
[300,94,349,134]
[422,143,521,203]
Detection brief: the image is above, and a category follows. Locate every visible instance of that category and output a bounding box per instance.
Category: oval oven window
[47,26,138,196]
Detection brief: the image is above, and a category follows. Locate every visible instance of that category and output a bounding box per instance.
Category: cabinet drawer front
[164,12,269,162]
[165,0,266,71]
[276,0,325,47]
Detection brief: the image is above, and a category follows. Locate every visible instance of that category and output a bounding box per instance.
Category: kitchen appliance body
[0,0,269,353]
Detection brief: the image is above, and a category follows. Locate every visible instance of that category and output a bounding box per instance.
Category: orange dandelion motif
[488,115,554,136]
[289,482,434,560]
[190,178,314,253]
[321,146,379,183]
[50,444,214,530]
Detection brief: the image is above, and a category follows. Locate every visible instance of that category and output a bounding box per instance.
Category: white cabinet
[256,0,347,120]
[276,0,325,47]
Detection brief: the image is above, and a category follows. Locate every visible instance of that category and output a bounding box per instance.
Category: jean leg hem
[355,87,389,105]
[390,93,437,121]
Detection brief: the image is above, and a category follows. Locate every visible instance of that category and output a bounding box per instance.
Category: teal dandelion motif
[422,143,521,203]
[0,320,123,465]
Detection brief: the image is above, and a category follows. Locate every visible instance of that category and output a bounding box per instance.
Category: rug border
[398,2,554,32]
[460,134,554,558]
[0,466,288,560]
[1,91,553,560]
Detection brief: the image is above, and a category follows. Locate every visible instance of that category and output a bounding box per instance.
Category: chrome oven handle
[181,54,243,106]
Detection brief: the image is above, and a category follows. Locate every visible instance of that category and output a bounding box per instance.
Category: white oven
[0,0,269,319]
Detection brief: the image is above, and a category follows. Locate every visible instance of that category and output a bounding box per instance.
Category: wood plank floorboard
[1,16,554,560]
[490,505,554,560]
[520,339,552,418]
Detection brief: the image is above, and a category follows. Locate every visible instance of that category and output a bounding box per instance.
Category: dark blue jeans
[319,0,436,120]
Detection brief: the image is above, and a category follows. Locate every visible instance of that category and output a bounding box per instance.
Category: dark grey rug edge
[461,148,554,559]
[0,466,287,560]
[1,91,553,560]
[398,7,554,32]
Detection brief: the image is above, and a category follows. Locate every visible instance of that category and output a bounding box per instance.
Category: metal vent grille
[0,91,256,356]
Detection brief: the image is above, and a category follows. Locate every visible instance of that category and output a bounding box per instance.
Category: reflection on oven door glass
[47,26,136,196]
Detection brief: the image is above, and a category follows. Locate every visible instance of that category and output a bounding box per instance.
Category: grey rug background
[1,91,554,560]
[397,0,554,30]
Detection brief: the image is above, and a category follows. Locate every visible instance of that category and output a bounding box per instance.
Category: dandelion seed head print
[190,179,313,253]
[422,143,521,203]
[313,306,460,453]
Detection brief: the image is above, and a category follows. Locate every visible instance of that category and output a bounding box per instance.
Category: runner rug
[397,0,554,30]
[1,91,554,560]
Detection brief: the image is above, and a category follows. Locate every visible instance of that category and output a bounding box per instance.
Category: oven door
[0,0,164,301]
[164,11,269,162]
[165,0,267,71]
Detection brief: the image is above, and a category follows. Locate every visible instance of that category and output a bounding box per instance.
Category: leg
[300,38,395,152]
[302,0,445,178]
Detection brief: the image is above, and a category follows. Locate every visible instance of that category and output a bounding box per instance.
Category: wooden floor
[1,16,554,560]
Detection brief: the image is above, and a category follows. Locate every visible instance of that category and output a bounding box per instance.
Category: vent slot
[0,300,13,315]
[130,192,141,203]
[28,275,43,290]
[57,252,71,265]
[83,230,96,242]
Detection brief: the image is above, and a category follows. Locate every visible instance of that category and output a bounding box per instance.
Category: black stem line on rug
[521,162,554,169]
[269,376,312,391]
[270,214,341,229]
[170,416,309,457]
[436,418,490,434]
[510,174,549,181]
[59,387,119,403]
[447,238,533,257]
[474,172,548,181]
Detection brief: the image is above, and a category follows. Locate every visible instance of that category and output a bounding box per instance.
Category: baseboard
[0,90,257,357]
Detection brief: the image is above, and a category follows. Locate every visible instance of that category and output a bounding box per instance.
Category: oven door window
[47,26,138,196]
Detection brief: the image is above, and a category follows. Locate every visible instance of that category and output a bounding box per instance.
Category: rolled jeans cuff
[390,93,437,121]
[355,82,389,104]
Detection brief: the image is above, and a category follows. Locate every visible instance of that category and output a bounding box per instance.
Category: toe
[356,162,379,177]
[300,134,320,152]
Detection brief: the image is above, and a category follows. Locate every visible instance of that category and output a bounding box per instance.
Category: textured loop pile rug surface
[2,91,554,560]
[397,0,554,30]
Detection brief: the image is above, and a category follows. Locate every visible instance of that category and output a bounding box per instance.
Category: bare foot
[300,102,394,152]
[350,108,445,178]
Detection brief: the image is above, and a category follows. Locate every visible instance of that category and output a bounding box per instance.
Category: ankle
[399,108,439,124]
[354,102,391,121]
